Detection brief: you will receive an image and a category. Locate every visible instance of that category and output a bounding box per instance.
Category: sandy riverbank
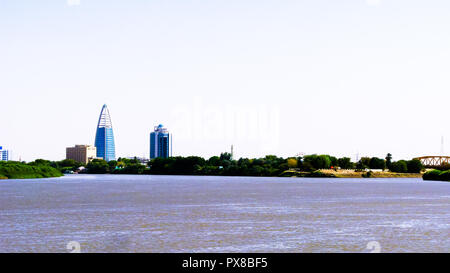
[284,169,423,178]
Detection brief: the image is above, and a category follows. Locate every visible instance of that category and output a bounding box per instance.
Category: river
[0,175,448,252]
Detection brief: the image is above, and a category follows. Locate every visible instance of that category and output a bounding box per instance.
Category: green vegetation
[50,159,84,173]
[1,152,422,179]
[423,170,450,182]
[337,157,353,169]
[148,154,289,176]
[0,161,62,179]
[86,157,147,174]
[76,153,423,178]
[354,156,423,174]
[362,171,373,178]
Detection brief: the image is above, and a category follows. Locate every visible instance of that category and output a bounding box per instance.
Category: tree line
[1,152,424,179]
[76,153,424,176]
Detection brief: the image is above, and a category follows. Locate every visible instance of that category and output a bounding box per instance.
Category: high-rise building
[150,124,171,159]
[0,146,9,161]
[94,104,116,162]
[66,145,97,164]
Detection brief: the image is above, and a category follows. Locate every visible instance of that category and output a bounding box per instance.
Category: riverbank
[0,161,62,179]
[282,169,423,178]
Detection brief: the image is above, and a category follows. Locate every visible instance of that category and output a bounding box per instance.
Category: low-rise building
[66,145,97,164]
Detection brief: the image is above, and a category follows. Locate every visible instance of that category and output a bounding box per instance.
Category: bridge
[414,156,450,168]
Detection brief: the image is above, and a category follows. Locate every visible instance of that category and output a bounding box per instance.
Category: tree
[287,158,298,168]
[355,160,367,171]
[86,159,109,174]
[360,157,371,168]
[115,163,146,174]
[386,153,393,168]
[369,157,386,170]
[407,159,423,173]
[220,153,232,161]
[329,156,338,168]
[207,156,221,166]
[108,160,118,170]
[29,159,51,166]
[337,157,353,169]
[303,155,332,170]
[389,160,408,173]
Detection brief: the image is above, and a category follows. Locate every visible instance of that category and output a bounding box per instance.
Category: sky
[1,0,450,162]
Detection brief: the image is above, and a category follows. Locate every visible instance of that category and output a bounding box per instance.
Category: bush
[438,170,450,181]
[0,161,62,179]
[423,170,450,181]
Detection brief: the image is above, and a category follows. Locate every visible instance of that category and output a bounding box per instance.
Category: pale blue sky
[1,0,450,162]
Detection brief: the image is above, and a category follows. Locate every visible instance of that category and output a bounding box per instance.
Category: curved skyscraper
[94,104,116,162]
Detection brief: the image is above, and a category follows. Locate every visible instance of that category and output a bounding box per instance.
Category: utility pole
[441,136,445,155]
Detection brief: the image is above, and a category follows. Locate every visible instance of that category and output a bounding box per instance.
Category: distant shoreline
[285,169,424,179]
[65,172,424,179]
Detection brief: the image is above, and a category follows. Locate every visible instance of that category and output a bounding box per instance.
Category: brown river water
[0,175,448,253]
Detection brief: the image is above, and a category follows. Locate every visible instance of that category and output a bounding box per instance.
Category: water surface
[0,175,449,252]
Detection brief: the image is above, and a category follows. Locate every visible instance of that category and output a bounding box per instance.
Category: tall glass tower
[150,124,171,159]
[95,104,116,162]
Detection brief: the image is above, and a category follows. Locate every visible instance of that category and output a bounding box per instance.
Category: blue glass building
[150,124,171,159]
[94,104,116,162]
[0,146,9,161]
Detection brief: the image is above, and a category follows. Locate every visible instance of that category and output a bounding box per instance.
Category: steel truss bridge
[414,156,450,168]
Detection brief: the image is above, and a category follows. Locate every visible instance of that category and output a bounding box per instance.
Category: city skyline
[1,1,450,162]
